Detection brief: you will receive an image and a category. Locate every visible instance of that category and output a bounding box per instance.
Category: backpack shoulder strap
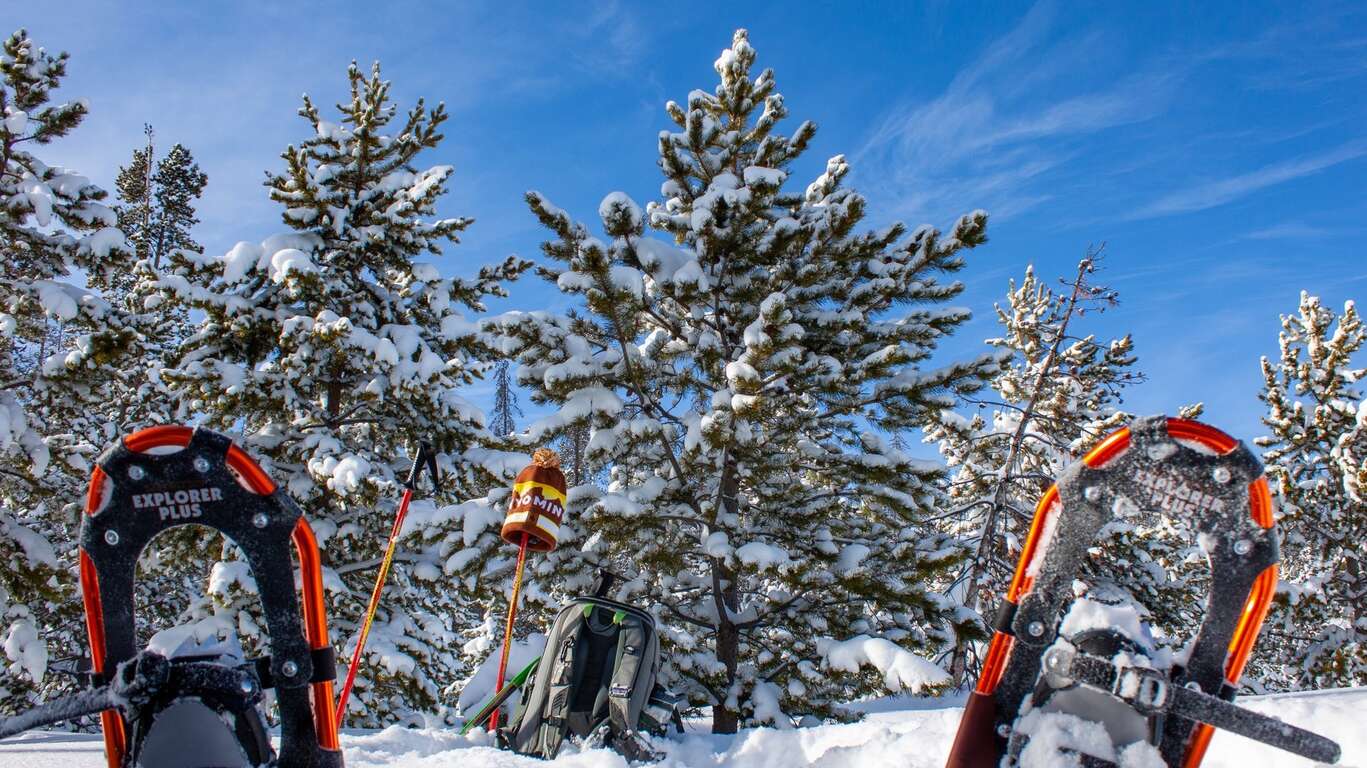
[536,604,593,757]
[607,614,649,736]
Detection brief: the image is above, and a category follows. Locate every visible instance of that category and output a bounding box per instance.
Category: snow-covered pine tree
[115,125,208,271]
[553,422,594,488]
[924,256,1202,683]
[160,60,526,724]
[110,124,207,430]
[0,29,134,712]
[480,29,998,731]
[1255,292,1365,689]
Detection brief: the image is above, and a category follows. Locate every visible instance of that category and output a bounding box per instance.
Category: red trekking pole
[335,442,438,725]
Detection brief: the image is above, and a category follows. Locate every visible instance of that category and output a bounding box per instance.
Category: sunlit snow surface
[0,688,1360,767]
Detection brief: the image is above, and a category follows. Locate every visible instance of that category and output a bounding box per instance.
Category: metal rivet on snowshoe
[193,456,211,473]
[104,530,119,546]
[281,660,298,678]
[1027,621,1045,637]
[252,512,269,529]
[1084,485,1102,502]
[1185,681,1202,691]
[1212,466,1232,484]
[128,465,146,480]
[1234,539,1252,555]
[997,723,1011,737]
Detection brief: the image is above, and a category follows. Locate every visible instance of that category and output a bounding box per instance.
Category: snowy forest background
[1,15,1363,736]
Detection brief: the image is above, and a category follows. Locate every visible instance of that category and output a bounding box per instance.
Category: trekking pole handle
[404,442,438,492]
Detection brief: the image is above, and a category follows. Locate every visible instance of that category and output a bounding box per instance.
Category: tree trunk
[326,378,343,420]
[711,455,742,734]
[712,582,740,733]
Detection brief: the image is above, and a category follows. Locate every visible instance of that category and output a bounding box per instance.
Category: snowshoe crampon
[946,415,1342,768]
[75,425,344,768]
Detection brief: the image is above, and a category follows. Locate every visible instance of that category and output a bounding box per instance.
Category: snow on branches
[924,257,1208,683]
[1256,292,1366,689]
[0,28,141,712]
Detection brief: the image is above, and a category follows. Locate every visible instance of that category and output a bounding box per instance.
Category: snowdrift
[0,687,1361,767]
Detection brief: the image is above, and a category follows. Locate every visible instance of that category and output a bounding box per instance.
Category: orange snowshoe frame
[79,425,342,768]
[946,417,1280,768]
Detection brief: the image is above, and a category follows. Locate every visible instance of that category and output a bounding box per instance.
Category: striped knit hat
[501,448,566,552]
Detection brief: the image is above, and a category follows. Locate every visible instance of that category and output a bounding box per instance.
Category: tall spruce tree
[160,61,526,724]
[489,360,522,437]
[110,125,207,431]
[553,422,595,488]
[114,126,207,271]
[924,257,1202,684]
[1255,292,1366,689]
[0,29,135,712]
[470,30,998,731]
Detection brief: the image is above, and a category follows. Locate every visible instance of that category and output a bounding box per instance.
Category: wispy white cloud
[1192,8,1367,93]
[854,1,1176,225]
[1241,221,1339,240]
[1124,140,1367,220]
[565,0,649,76]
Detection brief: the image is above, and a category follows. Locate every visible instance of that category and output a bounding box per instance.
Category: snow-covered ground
[1,688,1361,767]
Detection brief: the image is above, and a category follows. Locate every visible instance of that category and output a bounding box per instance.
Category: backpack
[498,595,682,760]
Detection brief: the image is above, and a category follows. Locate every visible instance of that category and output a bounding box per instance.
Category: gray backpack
[499,595,681,760]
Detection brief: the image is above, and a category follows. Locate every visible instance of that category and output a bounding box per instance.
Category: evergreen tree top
[0,29,87,143]
[521,29,990,443]
[269,61,468,260]
[1,27,127,296]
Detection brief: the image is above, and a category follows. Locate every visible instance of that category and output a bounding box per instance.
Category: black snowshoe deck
[946,415,1341,768]
[74,425,344,768]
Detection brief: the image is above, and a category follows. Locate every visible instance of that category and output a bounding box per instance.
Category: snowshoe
[945,415,1342,768]
[0,426,345,768]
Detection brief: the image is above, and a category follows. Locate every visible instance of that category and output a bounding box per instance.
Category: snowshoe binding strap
[946,416,1340,768]
[0,652,170,740]
[1040,643,1340,764]
[79,425,342,768]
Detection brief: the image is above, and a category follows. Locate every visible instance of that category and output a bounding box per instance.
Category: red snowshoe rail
[80,425,341,768]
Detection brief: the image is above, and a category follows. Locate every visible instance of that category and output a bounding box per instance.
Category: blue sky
[8,0,1365,442]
